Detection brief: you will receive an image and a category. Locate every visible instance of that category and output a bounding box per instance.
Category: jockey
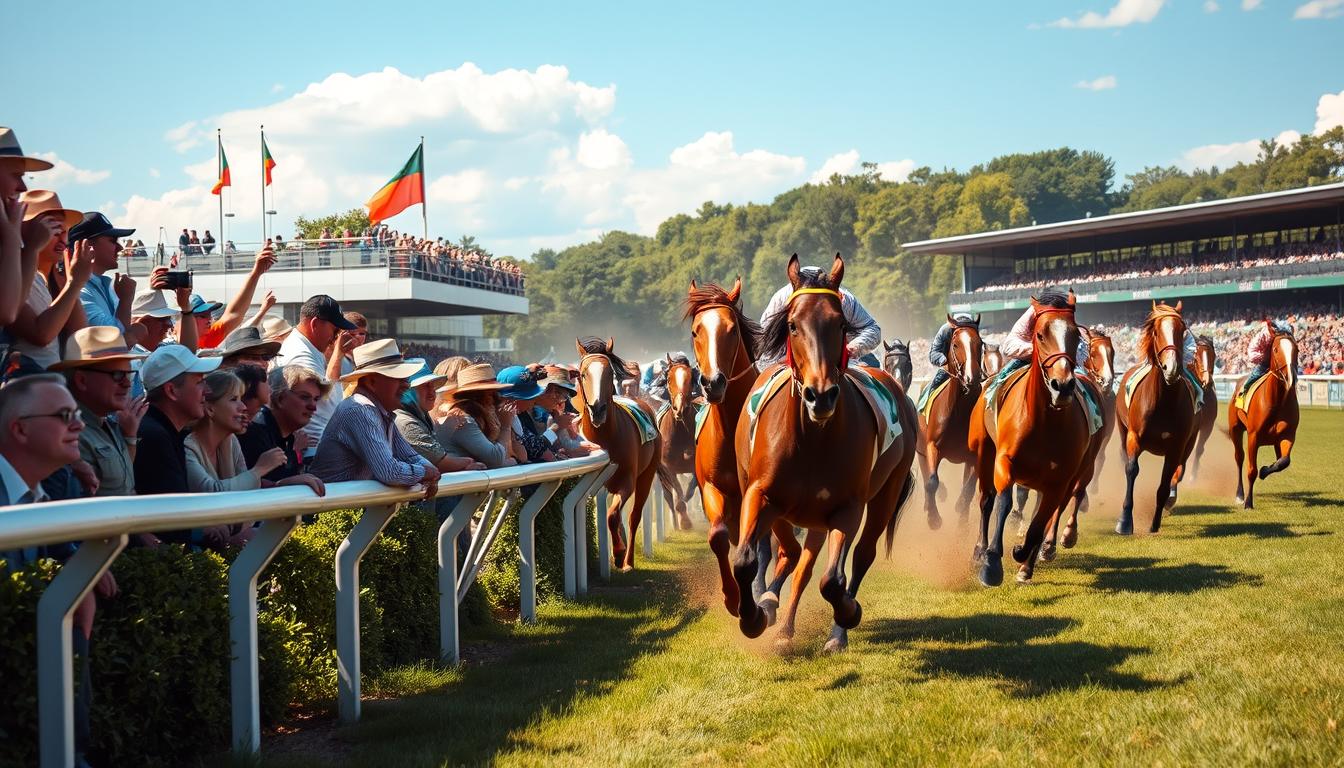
[984,290,1097,412]
[648,351,704,403]
[922,312,977,403]
[1239,319,1295,397]
[757,266,881,370]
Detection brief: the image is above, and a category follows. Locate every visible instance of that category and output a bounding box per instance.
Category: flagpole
[217,129,224,264]
[260,125,267,244]
[420,136,427,242]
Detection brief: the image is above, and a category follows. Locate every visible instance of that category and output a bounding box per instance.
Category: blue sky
[4,0,1342,257]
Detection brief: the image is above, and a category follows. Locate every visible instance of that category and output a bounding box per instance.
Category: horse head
[779,253,847,423]
[1081,326,1116,393]
[665,354,694,418]
[686,276,757,404]
[1269,324,1298,390]
[575,336,625,427]
[982,343,1004,378]
[1193,335,1216,388]
[946,316,983,392]
[882,337,909,370]
[1144,300,1186,385]
[1030,291,1080,408]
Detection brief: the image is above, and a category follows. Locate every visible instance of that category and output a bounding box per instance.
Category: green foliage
[291,208,372,240]
[0,558,59,767]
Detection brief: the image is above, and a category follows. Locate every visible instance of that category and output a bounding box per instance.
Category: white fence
[908,374,1344,409]
[0,453,685,768]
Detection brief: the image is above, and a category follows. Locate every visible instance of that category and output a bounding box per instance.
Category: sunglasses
[19,408,84,427]
[84,368,133,383]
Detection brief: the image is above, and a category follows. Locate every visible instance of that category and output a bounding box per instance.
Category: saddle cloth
[613,396,658,444]
[1124,363,1204,413]
[693,402,710,441]
[916,375,951,419]
[744,365,903,460]
[984,362,1105,442]
[1234,374,1270,411]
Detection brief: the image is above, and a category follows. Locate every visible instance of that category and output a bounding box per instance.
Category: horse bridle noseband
[1269,334,1296,386]
[783,288,849,389]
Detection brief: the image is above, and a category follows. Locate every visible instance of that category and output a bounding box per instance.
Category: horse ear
[787,254,802,289]
[829,253,845,288]
[1175,300,1183,313]
[884,340,894,351]
[666,353,673,365]
[728,276,742,303]
[974,313,981,326]
[946,313,956,326]
[606,336,615,353]
[689,278,698,292]
[574,338,586,358]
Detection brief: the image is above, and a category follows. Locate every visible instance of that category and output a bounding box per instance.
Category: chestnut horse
[1186,335,1218,482]
[576,336,667,571]
[982,343,1004,378]
[1114,302,1199,535]
[882,338,914,392]
[733,254,917,651]
[655,355,697,530]
[1229,324,1299,508]
[917,316,983,529]
[969,292,1092,587]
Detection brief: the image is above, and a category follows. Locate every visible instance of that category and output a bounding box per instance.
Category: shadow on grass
[821,671,861,690]
[1199,522,1311,539]
[1053,552,1260,594]
[866,613,1078,646]
[1268,490,1342,508]
[1172,503,1236,517]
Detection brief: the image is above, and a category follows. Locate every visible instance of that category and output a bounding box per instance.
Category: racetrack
[263,409,1344,767]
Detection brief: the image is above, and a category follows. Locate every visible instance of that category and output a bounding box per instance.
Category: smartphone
[159,270,193,290]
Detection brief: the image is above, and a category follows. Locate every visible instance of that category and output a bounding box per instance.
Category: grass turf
[259,409,1344,767]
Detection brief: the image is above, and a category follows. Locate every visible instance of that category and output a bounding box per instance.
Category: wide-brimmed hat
[49,326,146,370]
[541,364,577,393]
[18,190,81,231]
[440,362,510,395]
[207,325,281,360]
[0,127,54,172]
[339,339,423,382]
[405,358,447,389]
[259,314,293,342]
[497,365,545,400]
[69,211,134,243]
[131,290,179,319]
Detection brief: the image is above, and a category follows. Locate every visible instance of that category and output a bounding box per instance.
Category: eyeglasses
[84,368,133,383]
[19,408,84,427]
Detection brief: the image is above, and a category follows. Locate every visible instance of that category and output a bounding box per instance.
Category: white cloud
[1047,0,1165,28]
[30,152,111,186]
[1315,89,1344,132]
[874,160,917,183]
[1242,0,1262,9]
[575,129,632,171]
[148,168,160,179]
[808,151,917,184]
[1203,0,1220,12]
[1075,75,1119,90]
[1179,129,1302,170]
[1294,0,1344,17]
[270,83,285,94]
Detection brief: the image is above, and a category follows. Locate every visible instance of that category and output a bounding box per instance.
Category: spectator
[431,355,472,420]
[233,363,270,423]
[72,211,137,332]
[308,339,441,497]
[497,365,556,463]
[178,228,190,256]
[195,244,277,348]
[438,363,517,468]
[394,359,483,475]
[273,294,357,456]
[240,365,331,483]
[0,127,56,327]
[210,325,280,369]
[10,191,92,370]
[202,230,215,254]
[52,327,147,501]
[328,310,368,380]
[258,313,293,344]
[540,365,593,456]
[188,230,201,256]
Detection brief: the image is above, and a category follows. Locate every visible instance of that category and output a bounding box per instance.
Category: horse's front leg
[607,485,631,566]
[980,454,1015,587]
[1243,432,1261,510]
[1260,435,1295,480]
[732,482,770,638]
[1231,418,1247,504]
[760,519,801,626]
[920,440,943,530]
[700,481,739,616]
[1116,431,1141,535]
[818,506,864,629]
[1012,485,1030,537]
[955,463,977,522]
[774,528,824,652]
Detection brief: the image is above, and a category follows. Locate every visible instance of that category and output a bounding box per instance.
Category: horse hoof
[978,558,1004,587]
[739,608,768,639]
[773,635,794,654]
[1243,499,1254,510]
[927,512,943,531]
[723,597,740,618]
[971,544,985,566]
[1015,569,1033,585]
[1115,519,1134,536]
[1165,492,1178,511]
[1062,527,1078,549]
[1039,543,1056,563]
[823,636,848,654]
[759,592,779,628]
[1258,466,1271,481]
[620,565,634,574]
[1011,543,1028,564]
[837,601,862,630]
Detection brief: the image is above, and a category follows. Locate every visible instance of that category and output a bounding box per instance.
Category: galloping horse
[982,343,1004,378]
[968,292,1092,587]
[1229,322,1299,508]
[655,356,698,530]
[917,315,983,529]
[1186,335,1219,482]
[1114,302,1199,535]
[1080,326,1119,488]
[733,254,917,651]
[882,338,914,392]
[575,337,667,571]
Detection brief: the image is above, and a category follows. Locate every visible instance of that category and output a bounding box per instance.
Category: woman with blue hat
[497,364,560,463]
[394,358,487,477]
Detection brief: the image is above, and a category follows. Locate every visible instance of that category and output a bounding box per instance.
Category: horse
[733,254,917,651]
[1229,323,1299,508]
[655,355,698,530]
[916,315,983,529]
[575,337,669,571]
[968,291,1093,587]
[1113,301,1200,535]
[1186,335,1218,482]
[982,343,1004,378]
[882,338,913,392]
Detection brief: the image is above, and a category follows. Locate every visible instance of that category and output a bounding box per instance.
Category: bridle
[948,325,979,392]
[693,303,756,385]
[1269,333,1296,387]
[1147,309,1185,369]
[577,353,612,410]
[783,288,849,385]
[1033,308,1077,376]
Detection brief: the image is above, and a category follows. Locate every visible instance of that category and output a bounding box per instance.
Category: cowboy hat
[259,314,293,342]
[18,190,81,231]
[339,339,423,382]
[207,325,281,360]
[49,326,146,370]
[131,290,180,320]
[438,362,510,394]
[0,127,54,172]
[541,364,577,393]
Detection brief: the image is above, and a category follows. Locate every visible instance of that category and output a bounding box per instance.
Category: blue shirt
[80,273,123,331]
[0,452,47,570]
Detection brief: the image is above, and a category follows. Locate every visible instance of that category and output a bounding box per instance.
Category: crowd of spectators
[971,232,1344,295]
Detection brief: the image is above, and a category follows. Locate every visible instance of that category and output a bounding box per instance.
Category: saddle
[983,365,1030,445]
[1124,363,1204,413]
[745,365,903,463]
[1234,374,1270,411]
[916,375,951,418]
[612,396,659,444]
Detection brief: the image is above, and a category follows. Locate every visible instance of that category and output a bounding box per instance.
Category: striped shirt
[309,392,430,486]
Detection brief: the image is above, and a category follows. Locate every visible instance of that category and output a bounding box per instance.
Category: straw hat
[208,325,281,360]
[541,364,577,392]
[49,326,146,370]
[18,190,82,231]
[339,339,423,382]
[259,314,293,342]
[438,362,509,395]
[0,127,54,172]
[131,290,179,320]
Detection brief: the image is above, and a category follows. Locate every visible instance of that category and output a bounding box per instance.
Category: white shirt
[0,452,46,507]
[274,330,343,451]
[12,275,60,370]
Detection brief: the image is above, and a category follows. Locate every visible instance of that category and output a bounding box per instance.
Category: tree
[292,208,371,240]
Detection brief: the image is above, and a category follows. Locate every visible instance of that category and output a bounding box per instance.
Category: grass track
[262,410,1344,767]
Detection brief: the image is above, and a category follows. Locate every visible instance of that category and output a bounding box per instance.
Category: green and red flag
[262,136,276,186]
[211,145,231,195]
[366,144,424,223]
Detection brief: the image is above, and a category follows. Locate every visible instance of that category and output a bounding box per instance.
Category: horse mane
[1196,334,1214,347]
[1137,303,1184,364]
[578,336,633,382]
[683,282,763,364]
[758,269,855,363]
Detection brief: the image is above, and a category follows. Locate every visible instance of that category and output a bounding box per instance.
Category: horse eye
[788,321,797,334]
[1036,332,1043,340]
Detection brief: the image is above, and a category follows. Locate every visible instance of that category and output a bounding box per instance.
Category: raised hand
[258,289,276,315]
[113,271,137,304]
[255,447,288,476]
[117,395,149,438]
[253,244,277,275]
[67,238,95,285]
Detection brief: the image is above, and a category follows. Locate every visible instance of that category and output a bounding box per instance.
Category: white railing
[0,453,662,768]
[909,373,1344,408]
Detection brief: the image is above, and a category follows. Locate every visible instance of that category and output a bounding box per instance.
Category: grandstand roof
[902,181,1344,257]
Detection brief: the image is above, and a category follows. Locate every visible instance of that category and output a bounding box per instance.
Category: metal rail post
[643,494,654,559]
[576,465,616,595]
[517,480,563,623]
[437,492,489,665]
[230,516,299,755]
[595,489,612,580]
[561,469,602,599]
[37,535,126,768]
[335,504,398,724]
[655,483,666,543]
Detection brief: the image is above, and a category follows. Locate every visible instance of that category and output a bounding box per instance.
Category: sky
[4,0,1343,258]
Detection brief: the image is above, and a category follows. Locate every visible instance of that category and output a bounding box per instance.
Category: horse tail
[655,461,685,511]
[885,471,916,560]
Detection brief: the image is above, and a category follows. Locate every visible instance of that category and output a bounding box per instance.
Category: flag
[211,146,231,195]
[262,136,276,186]
[365,144,424,224]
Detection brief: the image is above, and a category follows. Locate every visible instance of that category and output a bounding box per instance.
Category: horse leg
[1062,480,1085,549]
[1260,436,1295,480]
[921,443,943,531]
[1014,486,1067,565]
[681,476,699,528]
[731,483,770,638]
[972,446,996,567]
[829,469,909,652]
[1231,419,1247,504]
[623,465,657,571]
[1243,433,1261,510]
[752,535,773,604]
[955,464,976,523]
[1116,433,1141,536]
[607,488,630,567]
[775,529,824,652]
[1012,485,1030,537]
[1151,453,1183,533]
[760,519,802,627]
[818,510,864,629]
[979,483,1014,588]
[701,482,740,617]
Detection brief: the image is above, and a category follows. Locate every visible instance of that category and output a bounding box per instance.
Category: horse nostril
[821,385,840,409]
[802,387,817,403]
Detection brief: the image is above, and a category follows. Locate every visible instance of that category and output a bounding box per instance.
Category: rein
[1031,307,1078,409]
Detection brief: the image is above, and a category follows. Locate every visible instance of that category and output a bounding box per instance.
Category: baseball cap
[69,211,135,243]
[300,295,357,330]
[187,294,223,316]
[131,290,179,319]
[141,344,221,391]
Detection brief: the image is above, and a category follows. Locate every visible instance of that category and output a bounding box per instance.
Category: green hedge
[0,490,591,766]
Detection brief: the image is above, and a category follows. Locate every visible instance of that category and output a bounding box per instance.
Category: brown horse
[1114,302,1199,535]
[655,355,697,530]
[575,336,666,571]
[917,316,983,529]
[982,343,1004,378]
[882,338,913,392]
[1186,335,1218,482]
[1229,324,1299,508]
[969,292,1092,587]
[733,254,917,651]
[1080,326,1119,489]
